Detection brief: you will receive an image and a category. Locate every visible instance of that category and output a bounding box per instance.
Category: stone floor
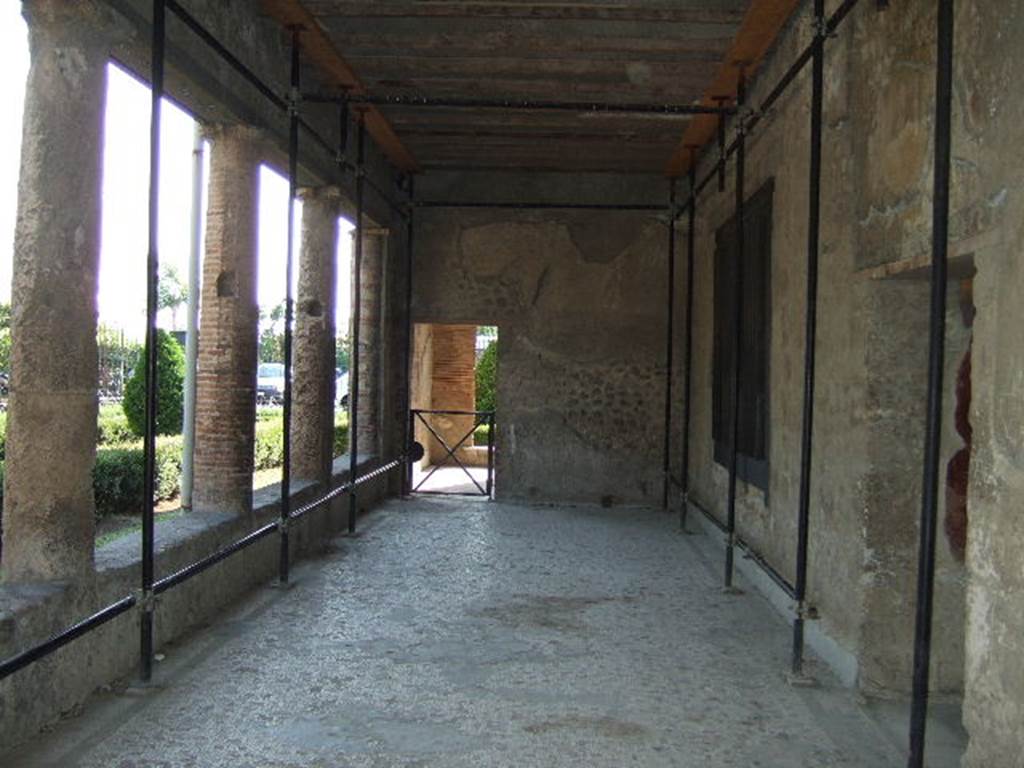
[6,496,939,767]
[411,464,491,495]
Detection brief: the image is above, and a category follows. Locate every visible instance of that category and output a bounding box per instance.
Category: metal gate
[407,409,495,498]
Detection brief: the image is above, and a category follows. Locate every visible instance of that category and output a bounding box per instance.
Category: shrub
[253,419,284,471]
[475,339,497,413]
[92,437,183,519]
[97,405,135,445]
[0,411,6,460]
[122,330,186,437]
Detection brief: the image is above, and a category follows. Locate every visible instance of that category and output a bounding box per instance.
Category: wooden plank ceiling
[269,1,791,176]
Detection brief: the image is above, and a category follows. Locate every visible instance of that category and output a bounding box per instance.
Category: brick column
[428,325,477,465]
[355,229,387,456]
[2,1,112,581]
[192,126,263,515]
[290,187,339,486]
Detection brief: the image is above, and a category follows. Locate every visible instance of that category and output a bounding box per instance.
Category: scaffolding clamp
[812,14,834,40]
[134,588,158,614]
[288,86,302,118]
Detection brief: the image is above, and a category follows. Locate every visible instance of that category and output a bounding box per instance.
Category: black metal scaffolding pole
[724,70,747,590]
[908,0,954,764]
[661,179,677,510]
[348,120,366,534]
[680,161,697,530]
[792,0,826,678]
[415,201,664,212]
[139,0,165,683]
[307,93,733,116]
[278,28,301,585]
[402,178,416,497]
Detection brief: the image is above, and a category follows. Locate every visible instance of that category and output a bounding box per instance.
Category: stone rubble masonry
[427,324,477,466]
[355,229,387,456]
[2,1,117,582]
[192,125,264,516]
[290,187,340,487]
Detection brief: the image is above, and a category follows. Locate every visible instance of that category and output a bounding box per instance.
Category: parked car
[257,362,285,405]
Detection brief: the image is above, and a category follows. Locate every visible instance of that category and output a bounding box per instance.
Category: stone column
[355,229,387,456]
[428,325,477,465]
[2,1,112,581]
[290,187,339,486]
[192,126,262,515]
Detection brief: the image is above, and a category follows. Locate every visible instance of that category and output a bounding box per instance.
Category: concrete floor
[6,497,934,767]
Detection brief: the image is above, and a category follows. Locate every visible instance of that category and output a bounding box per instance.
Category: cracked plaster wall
[412,193,668,507]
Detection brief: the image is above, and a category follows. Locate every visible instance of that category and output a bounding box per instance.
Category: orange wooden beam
[261,0,420,173]
[665,0,801,178]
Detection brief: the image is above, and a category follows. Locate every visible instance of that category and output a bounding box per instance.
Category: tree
[335,333,351,373]
[158,265,189,330]
[475,340,497,412]
[122,329,186,436]
[0,303,11,375]
[258,301,286,363]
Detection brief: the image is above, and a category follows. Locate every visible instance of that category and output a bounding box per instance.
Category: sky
[0,3,352,341]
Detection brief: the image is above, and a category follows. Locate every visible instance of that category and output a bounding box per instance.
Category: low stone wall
[0,454,395,750]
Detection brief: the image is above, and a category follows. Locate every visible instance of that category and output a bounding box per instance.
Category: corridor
[6,497,921,767]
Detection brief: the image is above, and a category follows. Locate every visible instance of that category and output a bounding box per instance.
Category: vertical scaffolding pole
[661,179,677,510]
[348,120,366,534]
[792,0,826,676]
[680,160,697,531]
[724,69,747,589]
[181,124,203,510]
[140,0,165,682]
[278,28,300,585]
[716,98,728,192]
[908,0,954,764]
[402,178,415,496]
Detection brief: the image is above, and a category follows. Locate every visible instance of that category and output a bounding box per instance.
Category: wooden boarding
[261,0,420,173]
[665,0,801,179]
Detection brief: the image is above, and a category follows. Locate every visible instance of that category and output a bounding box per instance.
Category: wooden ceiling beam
[302,2,746,24]
[664,0,801,178]
[260,0,420,173]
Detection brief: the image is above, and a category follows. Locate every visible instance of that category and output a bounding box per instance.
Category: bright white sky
[0,4,352,341]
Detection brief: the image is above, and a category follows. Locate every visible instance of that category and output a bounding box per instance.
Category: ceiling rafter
[665,0,801,178]
[260,0,420,173]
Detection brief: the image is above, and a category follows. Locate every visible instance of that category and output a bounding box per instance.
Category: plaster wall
[412,174,668,506]
[945,2,1024,764]
[676,0,970,699]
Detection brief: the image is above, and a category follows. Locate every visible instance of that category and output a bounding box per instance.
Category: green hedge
[92,438,183,519]
[97,406,135,445]
[0,412,350,521]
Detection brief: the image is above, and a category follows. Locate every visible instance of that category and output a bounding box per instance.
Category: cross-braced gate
[407,409,495,498]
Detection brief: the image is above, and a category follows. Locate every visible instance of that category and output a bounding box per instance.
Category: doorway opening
[409,323,497,496]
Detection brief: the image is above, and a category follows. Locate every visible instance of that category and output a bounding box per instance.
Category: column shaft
[355,230,387,455]
[2,2,111,581]
[192,126,262,515]
[290,188,339,485]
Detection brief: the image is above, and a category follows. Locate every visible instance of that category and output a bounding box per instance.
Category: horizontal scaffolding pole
[305,93,735,116]
[415,201,666,212]
[165,0,408,219]
[155,521,279,595]
[673,0,862,219]
[0,458,405,682]
[684,496,796,598]
[0,596,138,680]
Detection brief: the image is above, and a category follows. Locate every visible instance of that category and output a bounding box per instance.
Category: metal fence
[407,409,495,498]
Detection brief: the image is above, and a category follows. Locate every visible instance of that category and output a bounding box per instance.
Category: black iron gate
[407,409,495,498]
